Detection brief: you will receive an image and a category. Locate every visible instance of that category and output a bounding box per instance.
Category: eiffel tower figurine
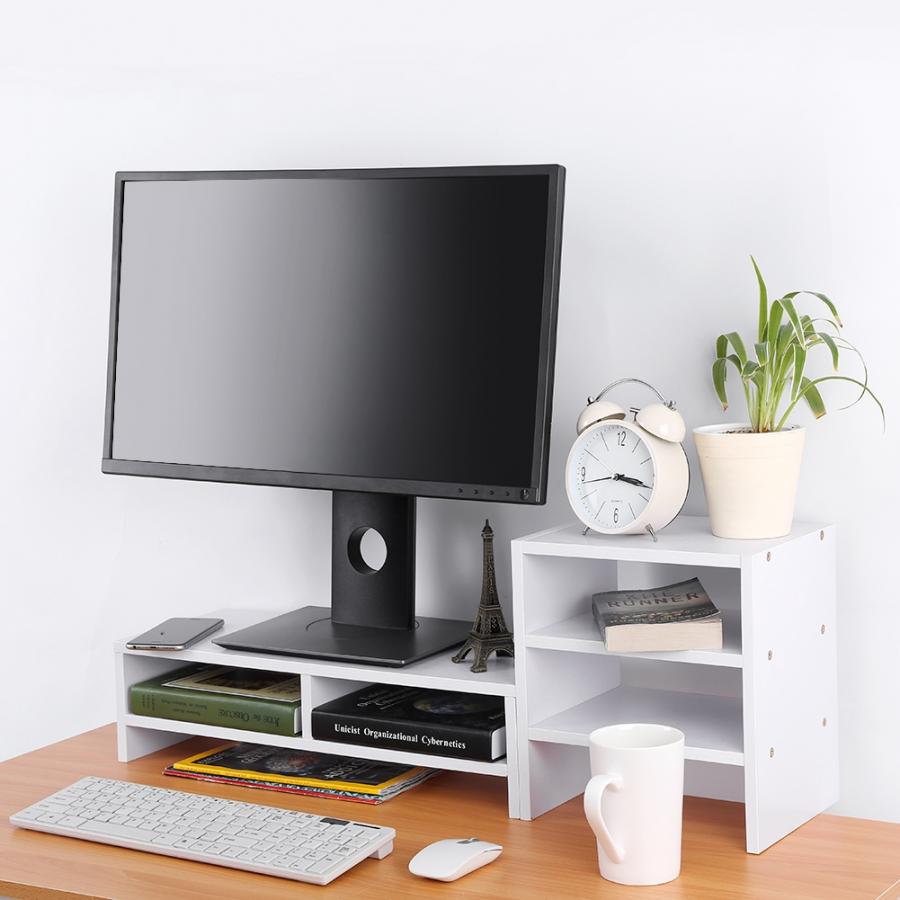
[452,519,515,673]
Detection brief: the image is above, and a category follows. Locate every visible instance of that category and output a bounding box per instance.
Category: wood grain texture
[1,725,898,900]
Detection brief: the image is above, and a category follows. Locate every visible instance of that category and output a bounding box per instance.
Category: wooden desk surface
[1,725,898,900]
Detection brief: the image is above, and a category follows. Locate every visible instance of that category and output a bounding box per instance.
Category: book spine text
[311,712,500,761]
[129,685,299,736]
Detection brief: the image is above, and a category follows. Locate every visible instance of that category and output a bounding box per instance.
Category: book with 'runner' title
[591,577,723,652]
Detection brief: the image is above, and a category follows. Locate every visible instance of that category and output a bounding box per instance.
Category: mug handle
[583,773,625,863]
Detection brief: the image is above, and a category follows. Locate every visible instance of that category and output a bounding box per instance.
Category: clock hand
[618,475,654,489]
[586,454,616,476]
[581,476,615,484]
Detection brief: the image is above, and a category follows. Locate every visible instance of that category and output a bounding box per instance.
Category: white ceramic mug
[583,723,685,886]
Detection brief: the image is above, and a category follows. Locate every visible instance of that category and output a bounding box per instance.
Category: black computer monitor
[103,165,565,665]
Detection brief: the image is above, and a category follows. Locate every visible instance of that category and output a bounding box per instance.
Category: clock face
[568,422,655,530]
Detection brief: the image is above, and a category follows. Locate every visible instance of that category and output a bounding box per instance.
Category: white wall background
[2,0,898,822]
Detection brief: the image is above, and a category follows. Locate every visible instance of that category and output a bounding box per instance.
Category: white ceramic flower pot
[693,424,805,539]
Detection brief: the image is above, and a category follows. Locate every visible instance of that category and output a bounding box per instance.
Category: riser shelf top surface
[116,608,516,696]
[513,517,832,567]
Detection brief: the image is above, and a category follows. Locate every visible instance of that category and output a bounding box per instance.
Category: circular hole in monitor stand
[347,526,388,574]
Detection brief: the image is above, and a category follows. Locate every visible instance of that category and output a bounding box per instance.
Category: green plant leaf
[775,322,794,357]
[766,300,784,361]
[818,332,840,370]
[742,360,760,379]
[726,331,748,365]
[755,342,768,364]
[716,334,728,358]
[712,357,728,409]
[800,377,826,419]
[791,344,806,401]
[831,336,869,408]
[751,256,768,342]
[782,291,843,328]
[776,375,884,431]
[808,316,840,335]
[780,297,806,343]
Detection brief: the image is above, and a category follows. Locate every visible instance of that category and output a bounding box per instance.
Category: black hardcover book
[312,685,506,762]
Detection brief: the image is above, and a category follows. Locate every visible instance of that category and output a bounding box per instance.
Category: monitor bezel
[102,165,565,505]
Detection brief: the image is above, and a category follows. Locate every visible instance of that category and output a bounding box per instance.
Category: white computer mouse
[408,837,503,881]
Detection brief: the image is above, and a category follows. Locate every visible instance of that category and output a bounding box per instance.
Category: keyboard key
[36,803,71,816]
[309,858,339,875]
[82,821,159,842]
[152,834,181,846]
[217,834,256,849]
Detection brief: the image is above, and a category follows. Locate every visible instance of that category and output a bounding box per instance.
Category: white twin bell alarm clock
[565,378,689,541]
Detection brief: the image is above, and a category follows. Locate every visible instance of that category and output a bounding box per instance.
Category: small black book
[312,685,506,762]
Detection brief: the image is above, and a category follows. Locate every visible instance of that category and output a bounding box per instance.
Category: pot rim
[693,422,804,436]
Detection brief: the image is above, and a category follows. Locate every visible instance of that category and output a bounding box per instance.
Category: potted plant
[694,257,882,539]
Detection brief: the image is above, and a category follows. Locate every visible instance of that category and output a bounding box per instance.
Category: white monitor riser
[114,515,838,852]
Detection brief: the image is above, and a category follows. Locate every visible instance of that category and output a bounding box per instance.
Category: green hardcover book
[129,665,301,737]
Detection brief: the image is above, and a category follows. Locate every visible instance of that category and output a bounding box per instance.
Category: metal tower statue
[452,520,515,673]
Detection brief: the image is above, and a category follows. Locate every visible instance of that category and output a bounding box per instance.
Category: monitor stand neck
[331,490,416,630]
[212,489,472,666]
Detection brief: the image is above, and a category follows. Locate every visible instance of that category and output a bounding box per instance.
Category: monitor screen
[104,167,564,502]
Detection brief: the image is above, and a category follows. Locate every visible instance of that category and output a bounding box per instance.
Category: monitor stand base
[213,606,471,668]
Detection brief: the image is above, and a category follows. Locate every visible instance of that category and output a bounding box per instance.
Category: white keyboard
[10,776,395,886]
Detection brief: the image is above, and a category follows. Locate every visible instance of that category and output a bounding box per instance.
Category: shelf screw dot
[820,530,825,541]
[822,717,828,727]
[820,624,826,635]
[766,552,772,562]
[767,650,773,661]
[769,747,775,758]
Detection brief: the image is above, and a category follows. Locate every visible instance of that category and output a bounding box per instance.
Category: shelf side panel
[742,526,839,853]
[524,741,591,819]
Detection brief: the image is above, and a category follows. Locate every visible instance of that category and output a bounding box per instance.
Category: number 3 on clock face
[568,422,655,530]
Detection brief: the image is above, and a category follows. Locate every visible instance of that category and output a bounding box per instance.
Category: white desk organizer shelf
[511,515,838,853]
[114,612,520,817]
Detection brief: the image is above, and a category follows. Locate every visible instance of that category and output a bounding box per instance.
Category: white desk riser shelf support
[114,611,521,817]
[511,516,838,854]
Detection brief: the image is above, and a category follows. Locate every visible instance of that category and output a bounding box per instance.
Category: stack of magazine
[164,743,438,804]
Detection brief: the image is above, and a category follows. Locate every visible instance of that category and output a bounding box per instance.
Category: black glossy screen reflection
[112,176,550,487]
